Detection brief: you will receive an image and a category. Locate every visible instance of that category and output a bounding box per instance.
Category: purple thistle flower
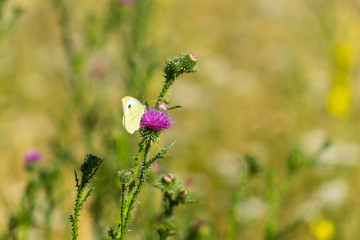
[24,150,42,164]
[140,108,174,131]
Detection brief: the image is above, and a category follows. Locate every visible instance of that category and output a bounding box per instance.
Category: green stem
[51,0,84,106]
[264,173,293,240]
[123,0,156,97]
[44,195,55,240]
[156,73,177,106]
[116,184,127,239]
[19,170,39,240]
[72,189,84,240]
[51,0,75,83]
[70,172,85,240]
[131,139,146,184]
[126,138,148,207]
[276,219,303,239]
[121,138,146,232]
[120,139,152,239]
[227,173,248,240]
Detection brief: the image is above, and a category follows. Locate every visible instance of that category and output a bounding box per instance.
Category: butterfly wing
[122,96,143,114]
[122,96,144,134]
[123,106,144,134]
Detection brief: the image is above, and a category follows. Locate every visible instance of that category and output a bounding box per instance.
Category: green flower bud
[180,53,199,73]
[117,169,133,186]
[80,154,103,177]
[244,152,262,176]
[287,148,304,174]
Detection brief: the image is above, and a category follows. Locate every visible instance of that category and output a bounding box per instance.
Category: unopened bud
[163,173,174,183]
[158,102,169,111]
[179,188,188,198]
[118,169,133,186]
[80,154,103,176]
[189,53,197,62]
[180,53,199,73]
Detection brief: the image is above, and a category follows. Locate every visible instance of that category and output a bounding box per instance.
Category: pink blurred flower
[151,162,162,173]
[185,178,194,187]
[24,150,42,164]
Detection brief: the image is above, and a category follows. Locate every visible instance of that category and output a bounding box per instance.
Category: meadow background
[0,0,360,239]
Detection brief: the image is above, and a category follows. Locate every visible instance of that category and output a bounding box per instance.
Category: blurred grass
[0,0,360,239]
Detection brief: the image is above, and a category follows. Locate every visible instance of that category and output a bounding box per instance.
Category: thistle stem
[116,184,127,239]
[227,173,248,240]
[131,138,146,185]
[70,155,103,240]
[51,0,76,88]
[70,172,84,240]
[119,138,146,237]
[156,74,177,106]
[120,139,152,239]
[44,196,55,240]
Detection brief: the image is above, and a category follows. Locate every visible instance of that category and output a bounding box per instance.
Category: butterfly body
[122,96,145,134]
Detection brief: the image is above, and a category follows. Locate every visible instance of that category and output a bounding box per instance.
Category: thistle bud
[179,188,188,198]
[162,173,174,183]
[180,53,199,73]
[158,102,169,111]
[80,154,103,177]
[287,148,305,175]
[118,169,133,186]
[244,152,262,176]
[189,54,197,62]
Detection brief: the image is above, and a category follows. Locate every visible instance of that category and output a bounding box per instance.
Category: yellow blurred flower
[310,219,335,240]
[335,43,356,70]
[327,73,351,118]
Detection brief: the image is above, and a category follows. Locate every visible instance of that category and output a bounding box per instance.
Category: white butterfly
[122,96,145,134]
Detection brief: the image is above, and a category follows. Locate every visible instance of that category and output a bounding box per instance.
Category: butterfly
[122,96,145,134]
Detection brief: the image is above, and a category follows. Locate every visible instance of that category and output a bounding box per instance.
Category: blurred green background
[0,0,360,239]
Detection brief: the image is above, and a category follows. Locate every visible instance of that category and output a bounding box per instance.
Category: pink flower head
[190,53,197,62]
[158,102,169,111]
[163,173,174,183]
[24,150,42,164]
[140,108,174,131]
